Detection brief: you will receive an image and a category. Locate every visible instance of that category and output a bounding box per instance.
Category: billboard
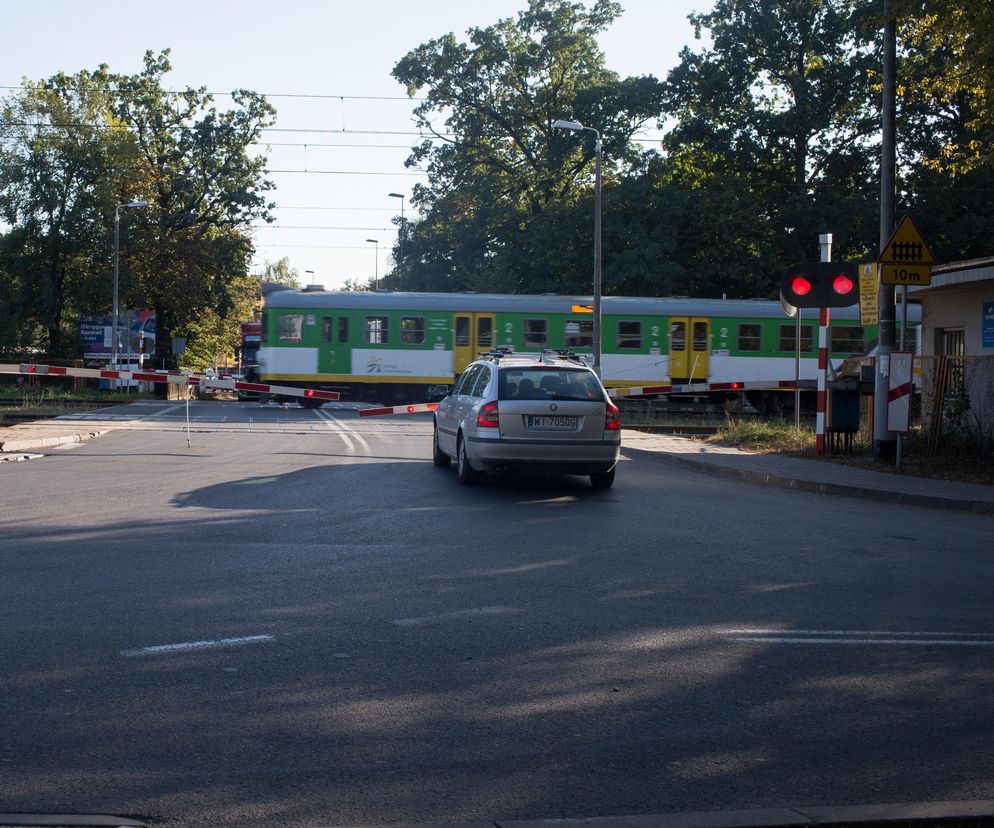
[78,310,155,361]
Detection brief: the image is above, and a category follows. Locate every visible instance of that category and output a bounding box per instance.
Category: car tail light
[477,400,500,428]
[605,401,621,431]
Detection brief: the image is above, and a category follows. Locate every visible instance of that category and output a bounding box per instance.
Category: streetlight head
[122,200,148,208]
[388,192,404,199]
[366,238,378,244]
[553,119,583,131]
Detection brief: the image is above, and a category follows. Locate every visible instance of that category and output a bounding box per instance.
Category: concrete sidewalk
[2,416,991,513]
[622,430,994,514]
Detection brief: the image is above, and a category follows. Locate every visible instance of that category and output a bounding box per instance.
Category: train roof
[262,289,919,322]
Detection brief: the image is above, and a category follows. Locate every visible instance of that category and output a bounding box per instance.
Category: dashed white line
[121,634,275,657]
[725,628,994,647]
[393,605,520,627]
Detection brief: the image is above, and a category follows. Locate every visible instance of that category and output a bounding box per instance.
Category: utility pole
[873,0,898,459]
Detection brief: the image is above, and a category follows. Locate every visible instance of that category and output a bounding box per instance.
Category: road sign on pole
[859,263,879,324]
[878,215,933,286]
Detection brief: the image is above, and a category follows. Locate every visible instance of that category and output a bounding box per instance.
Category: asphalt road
[1,400,993,827]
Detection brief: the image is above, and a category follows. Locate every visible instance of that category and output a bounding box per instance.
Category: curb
[625,446,994,515]
[0,429,113,453]
[0,816,145,827]
[339,800,994,828]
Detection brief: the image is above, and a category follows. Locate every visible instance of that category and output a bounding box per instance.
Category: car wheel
[433,422,451,467]
[456,434,478,485]
[590,467,615,489]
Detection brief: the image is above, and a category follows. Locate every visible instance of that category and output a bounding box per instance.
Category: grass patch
[710,417,817,453]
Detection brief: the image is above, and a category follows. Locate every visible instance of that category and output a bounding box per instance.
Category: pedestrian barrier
[0,362,340,402]
[359,402,439,418]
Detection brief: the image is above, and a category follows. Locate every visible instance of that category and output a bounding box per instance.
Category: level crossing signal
[780,261,859,309]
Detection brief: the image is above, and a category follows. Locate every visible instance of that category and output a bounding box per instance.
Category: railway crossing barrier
[0,362,341,403]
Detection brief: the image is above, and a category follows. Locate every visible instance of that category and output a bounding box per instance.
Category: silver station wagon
[432,348,622,488]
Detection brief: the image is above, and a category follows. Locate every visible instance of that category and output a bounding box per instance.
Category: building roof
[908,257,994,296]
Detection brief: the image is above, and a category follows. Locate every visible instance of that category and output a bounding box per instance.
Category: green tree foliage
[0,51,274,364]
[392,0,665,294]
[257,256,302,289]
[0,67,132,352]
[111,50,275,368]
[662,0,881,294]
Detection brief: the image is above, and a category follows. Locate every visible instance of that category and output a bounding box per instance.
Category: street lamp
[366,239,379,291]
[388,192,405,292]
[113,200,148,367]
[553,118,602,378]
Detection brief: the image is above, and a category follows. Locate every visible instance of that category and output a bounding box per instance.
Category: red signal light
[831,273,854,295]
[789,275,812,296]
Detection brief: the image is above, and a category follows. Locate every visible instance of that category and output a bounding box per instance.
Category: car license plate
[526,415,578,431]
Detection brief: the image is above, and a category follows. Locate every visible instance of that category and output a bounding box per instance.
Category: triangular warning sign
[879,215,934,264]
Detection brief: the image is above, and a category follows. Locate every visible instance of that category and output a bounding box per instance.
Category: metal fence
[915,355,994,458]
[832,354,994,460]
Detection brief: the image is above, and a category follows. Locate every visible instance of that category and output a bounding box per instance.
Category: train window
[401,316,425,345]
[831,326,865,355]
[737,324,761,351]
[338,317,349,344]
[322,317,333,343]
[524,319,547,347]
[477,317,493,348]
[693,321,708,351]
[365,316,389,344]
[564,319,593,347]
[455,316,470,347]
[618,320,642,349]
[278,314,303,342]
[779,324,813,352]
[669,321,685,351]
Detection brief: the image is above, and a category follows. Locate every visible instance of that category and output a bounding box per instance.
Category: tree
[0,67,134,352]
[110,50,275,370]
[391,0,665,294]
[257,256,301,288]
[662,0,881,293]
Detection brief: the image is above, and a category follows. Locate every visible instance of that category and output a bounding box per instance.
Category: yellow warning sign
[880,262,932,286]
[571,304,593,313]
[879,215,934,265]
[858,263,879,325]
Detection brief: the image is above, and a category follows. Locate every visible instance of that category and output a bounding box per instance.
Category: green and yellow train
[255,286,919,405]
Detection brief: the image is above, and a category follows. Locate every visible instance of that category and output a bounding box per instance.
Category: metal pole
[795,310,801,428]
[896,283,909,470]
[112,205,120,369]
[593,130,603,379]
[399,196,405,292]
[874,0,898,459]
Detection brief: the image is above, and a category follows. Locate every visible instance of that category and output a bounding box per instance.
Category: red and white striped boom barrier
[359,402,439,418]
[0,363,340,402]
[609,379,798,398]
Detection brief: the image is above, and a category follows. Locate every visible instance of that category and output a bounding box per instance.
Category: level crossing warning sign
[878,215,934,286]
[886,352,914,433]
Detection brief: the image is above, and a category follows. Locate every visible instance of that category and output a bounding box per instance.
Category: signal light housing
[780,261,859,308]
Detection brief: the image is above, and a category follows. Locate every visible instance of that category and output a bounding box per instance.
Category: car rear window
[498,368,603,401]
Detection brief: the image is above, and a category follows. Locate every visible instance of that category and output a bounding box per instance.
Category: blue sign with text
[984,301,994,349]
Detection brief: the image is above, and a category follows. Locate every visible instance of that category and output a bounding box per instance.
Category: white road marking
[121,634,275,657]
[725,629,994,647]
[393,605,520,627]
[315,409,370,453]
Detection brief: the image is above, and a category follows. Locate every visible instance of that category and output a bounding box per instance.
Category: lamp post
[305,269,315,287]
[113,200,148,367]
[552,119,602,377]
[366,239,379,291]
[388,192,405,292]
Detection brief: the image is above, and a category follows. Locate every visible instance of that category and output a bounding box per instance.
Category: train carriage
[256,286,919,406]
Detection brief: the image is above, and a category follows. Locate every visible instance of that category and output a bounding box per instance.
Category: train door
[669,317,711,381]
[453,313,495,375]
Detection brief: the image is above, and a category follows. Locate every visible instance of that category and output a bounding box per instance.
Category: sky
[1,0,713,290]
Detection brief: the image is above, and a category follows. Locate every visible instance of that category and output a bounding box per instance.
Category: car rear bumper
[466,434,620,474]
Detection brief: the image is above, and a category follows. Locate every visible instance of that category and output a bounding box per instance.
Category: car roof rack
[480,345,515,362]
[541,348,587,365]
